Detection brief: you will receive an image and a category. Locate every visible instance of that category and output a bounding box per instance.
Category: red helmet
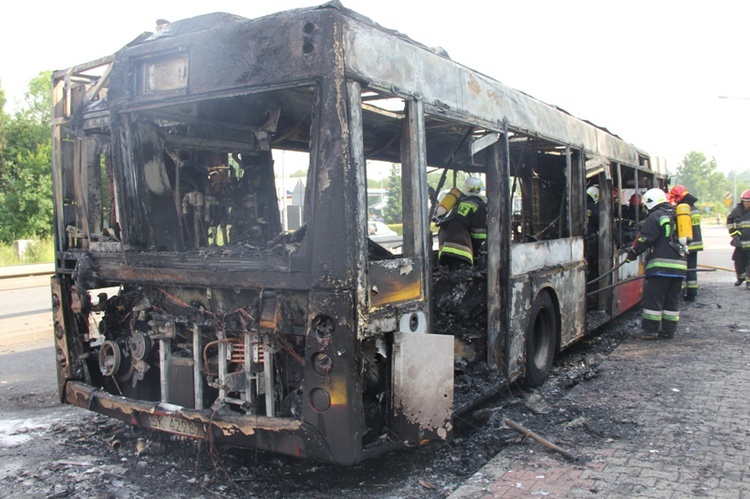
[629,194,641,207]
[742,189,750,201]
[669,185,688,204]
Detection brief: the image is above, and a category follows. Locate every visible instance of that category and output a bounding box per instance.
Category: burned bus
[50,2,667,465]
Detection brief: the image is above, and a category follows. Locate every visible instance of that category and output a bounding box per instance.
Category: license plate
[144,413,206,439]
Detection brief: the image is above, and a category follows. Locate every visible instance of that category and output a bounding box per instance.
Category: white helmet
[642,188,667,211]
[462,177,484,194]
[586,185,600,203]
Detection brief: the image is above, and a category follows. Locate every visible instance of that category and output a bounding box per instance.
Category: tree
[23,73,52,125]
[674,151,727,210]
[0,79,8,177]
[426,169,469,196]
[382,164,402,224]
[727,169,750,207]
[0,71,53,242]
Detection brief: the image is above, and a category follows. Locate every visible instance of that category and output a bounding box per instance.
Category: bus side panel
[507,279,531,381]
[612,260,644,317]
[557,265,588,350]
[505,239,586,381]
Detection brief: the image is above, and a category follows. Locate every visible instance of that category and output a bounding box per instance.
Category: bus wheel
[524,291,557,387]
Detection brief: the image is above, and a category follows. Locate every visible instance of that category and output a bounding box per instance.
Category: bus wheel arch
[523,288,559,388]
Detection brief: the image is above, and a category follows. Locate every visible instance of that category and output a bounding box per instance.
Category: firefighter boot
[632,331,658,340]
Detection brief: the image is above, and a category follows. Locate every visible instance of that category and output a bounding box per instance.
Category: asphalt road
[0,274,52,318]
[692,223,736,284]
[0,273,56,408]
[0,274,53,349]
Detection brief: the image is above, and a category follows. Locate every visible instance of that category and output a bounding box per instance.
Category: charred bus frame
[51,2,667,465]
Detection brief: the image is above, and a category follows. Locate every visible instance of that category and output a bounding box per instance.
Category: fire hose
[587,266,719,297]
[586,260,627,286]
[696,263,735,273]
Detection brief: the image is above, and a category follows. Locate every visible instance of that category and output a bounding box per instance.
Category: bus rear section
[50,4,665,465]
[51,7,457,466]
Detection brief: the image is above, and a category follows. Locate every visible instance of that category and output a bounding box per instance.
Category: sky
[1,0,748,175]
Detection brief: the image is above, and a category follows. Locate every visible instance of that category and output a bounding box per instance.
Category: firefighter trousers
[641,276,683,335]
[685,251,699,298]
[732,248,750,283]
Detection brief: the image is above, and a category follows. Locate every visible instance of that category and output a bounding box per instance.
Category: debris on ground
[1,283,742,497]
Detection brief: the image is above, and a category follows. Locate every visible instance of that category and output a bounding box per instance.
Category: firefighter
[726,189,750,288]
[585,185,600,237]
[624,193,646,222]
[626,188,687,340]
[619,193,644,247]
[669,185,703,301]
[437,177,487,270]
[585,185,600,280]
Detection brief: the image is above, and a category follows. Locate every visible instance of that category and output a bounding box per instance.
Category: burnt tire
[523,291,557,388]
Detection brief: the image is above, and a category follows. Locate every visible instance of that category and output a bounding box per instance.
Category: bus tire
[523,291,557,388]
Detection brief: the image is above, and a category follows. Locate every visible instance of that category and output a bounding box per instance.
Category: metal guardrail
[0,263,55,279]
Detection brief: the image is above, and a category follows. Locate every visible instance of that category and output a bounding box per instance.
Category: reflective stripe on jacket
[727,204,750,250]
[631,203,687,278]
[438,195,487,265]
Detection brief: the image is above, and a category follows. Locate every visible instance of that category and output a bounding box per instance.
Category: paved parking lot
[451,225,750,498]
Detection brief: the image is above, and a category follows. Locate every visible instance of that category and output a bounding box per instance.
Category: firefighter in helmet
[437,176,487,270]
[585,185,601,284]
[624,193,646,222]
[626,188,687,340]
[669,185,703,301]
[585,185,600,236]
[727,189,750,288]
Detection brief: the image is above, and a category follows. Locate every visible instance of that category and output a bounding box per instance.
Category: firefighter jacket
[438,194,487,264]
[586,196,599,239]
[682,194,703,252]
[630,202,687,278]
[727,203,750,250]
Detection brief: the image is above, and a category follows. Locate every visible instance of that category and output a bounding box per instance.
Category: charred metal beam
[85,253,311,290]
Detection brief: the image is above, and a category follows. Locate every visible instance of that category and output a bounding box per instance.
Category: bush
[0,238,54,265]
[23,239,52,262]
[0,245,18,266]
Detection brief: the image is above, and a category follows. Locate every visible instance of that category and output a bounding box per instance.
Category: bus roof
[56,1,666,176]
[333,2,664,173]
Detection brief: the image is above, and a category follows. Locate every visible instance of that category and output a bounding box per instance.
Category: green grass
[0,238,54,266]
